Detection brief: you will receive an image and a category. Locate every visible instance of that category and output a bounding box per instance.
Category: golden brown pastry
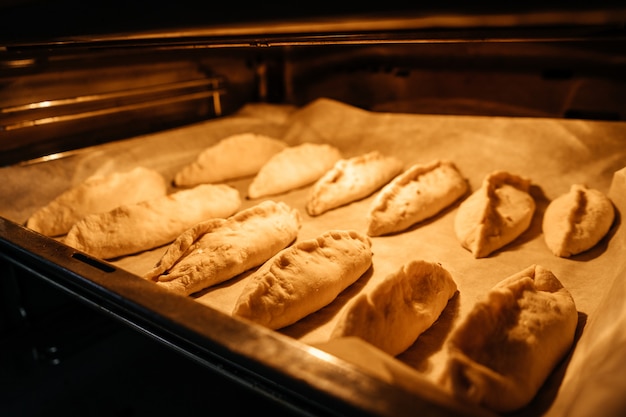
[232,230,372,330]
[366,160,468,237]
[543,184,615,257]
[330,260,457,356]
[26,166,167,237]
[454,170,535,258]
[173,133,287,187]
[306,151,404,216]
[64,184,241,260]
[438,264,578,413]
[247,143,342,199]
[144,200,302,296]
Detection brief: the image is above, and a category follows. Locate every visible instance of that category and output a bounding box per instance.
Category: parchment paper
[1,98,625,416]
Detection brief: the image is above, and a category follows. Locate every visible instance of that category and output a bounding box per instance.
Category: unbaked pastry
[247,143,342,199]
[454,170,535,258]
[306,151,404,216]
[543,184,615,257]
[144,200,302,296]
[366,160,468,237]
[64,184,241,260]
[330,260,457,356]
[232,229,372,330]
[26,166,167,237]
[438,264,578,413]
[173,133,287,187]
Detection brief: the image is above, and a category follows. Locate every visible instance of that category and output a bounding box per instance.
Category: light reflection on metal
[5,9,625,52]
[18,150,83,166]
[1,79,221,114]
[0,58,36,68]
[306,344,341,364]
[2,89,225,131]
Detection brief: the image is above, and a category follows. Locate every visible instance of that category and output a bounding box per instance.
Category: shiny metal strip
[2,89,224,132]
[1,78,222,114]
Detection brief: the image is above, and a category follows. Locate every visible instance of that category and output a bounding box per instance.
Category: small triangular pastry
[454,170,535,258]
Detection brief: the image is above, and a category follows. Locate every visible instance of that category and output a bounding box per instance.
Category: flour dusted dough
[64,184,241,259]
[306,151,404,216]
[366,160,468,237]
[454,171,535,258]
[232,230,372,330]
[248,143,342,199]
[174,133,287,187]
[144,200,302,296]
[438,264,578,413]
[543,184,615,257]
[26,166,167,237]
[331,260,457,356]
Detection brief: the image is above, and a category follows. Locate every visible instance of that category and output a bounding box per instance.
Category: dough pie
[248,143,342,199]
[543,184,615,257]
[438,264,578,413]
[454,170,535,258]
[306,151,404,216]
[174,133,287,187]
[144,200,302,296]
[232,229,372,329]
[367,160,468,237]
[26,166,167,237]
[330,260,457,356]
[64,183,241,259]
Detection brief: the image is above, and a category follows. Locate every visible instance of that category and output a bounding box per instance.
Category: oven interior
[2,5,626,417]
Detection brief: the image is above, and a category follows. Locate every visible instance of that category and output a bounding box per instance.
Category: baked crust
[144,200,302,296]
[232,229,372,329]
[366,160,468,236]
[454,170,535,258]
[64,184,241,259]
[26,166,167,237]
[438,264,578,413]
[306,151,404,216]
[543,184,615,257]
[330,260,457,356]
[174,133,287,187]
[247,143,342,199]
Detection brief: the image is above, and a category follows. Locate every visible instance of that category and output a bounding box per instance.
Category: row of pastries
[23,131,617,413]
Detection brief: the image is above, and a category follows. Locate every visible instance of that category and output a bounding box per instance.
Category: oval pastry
[543,184,615,257]
[232,229,372,330]
[26,166,167,237]
[248,142,342,199]
[366,160,468,237]
[454,170,535,258]
[65,183,241,260]
[330,260,457,356]
[306,151,404,216]
[174,133,287,187]
[144,200,301,296]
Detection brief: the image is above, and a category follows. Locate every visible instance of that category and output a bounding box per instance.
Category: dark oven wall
[2,38,625,165]
[0,48,264,165]
[279,41,626,120]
